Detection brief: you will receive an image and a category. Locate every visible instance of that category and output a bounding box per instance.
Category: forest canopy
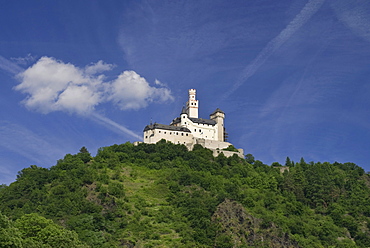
[0,141,369,247]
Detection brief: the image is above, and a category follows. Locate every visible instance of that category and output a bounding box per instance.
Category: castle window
[186,133,188,136]
[170,132,172,135]
[176,132,178,135]
[181,133,184,136]
[199,129,201,132]
[164,132,166,134]
[182,116,185,118]
[159,131,161,133]
[145,136,148,138]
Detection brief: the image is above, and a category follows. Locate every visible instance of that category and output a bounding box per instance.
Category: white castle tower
[186,89,198,118]
[210,108,225,142]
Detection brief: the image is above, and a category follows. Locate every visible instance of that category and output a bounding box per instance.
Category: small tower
[186,89,199,118]
[210,108,225,142]
[180,106,187,127]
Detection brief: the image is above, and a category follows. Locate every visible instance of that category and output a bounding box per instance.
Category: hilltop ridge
[0,141,369,247]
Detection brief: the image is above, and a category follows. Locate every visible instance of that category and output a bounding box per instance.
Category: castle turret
[210,108,225,142]
[186,89,198,118]
[180,106,187,127]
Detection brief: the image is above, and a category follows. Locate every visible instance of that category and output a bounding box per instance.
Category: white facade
[143,89,243,158]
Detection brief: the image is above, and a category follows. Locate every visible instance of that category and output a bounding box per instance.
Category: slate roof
[188,117,216,125]
[181,106,187,114]
[210,108,224,116]
[143,123,191,132]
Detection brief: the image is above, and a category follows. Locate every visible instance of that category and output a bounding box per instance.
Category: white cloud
[85,60,115,75]
[15,56,102,114]
[15,56,172,114]
[13,56,173,139]
[108,70,173,110]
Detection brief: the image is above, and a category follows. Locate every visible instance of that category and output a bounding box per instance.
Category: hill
[1,140,370,247]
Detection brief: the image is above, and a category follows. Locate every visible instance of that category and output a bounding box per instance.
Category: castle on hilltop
[143,89,244,158]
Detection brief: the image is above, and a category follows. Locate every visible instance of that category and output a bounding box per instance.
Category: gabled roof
[188,117,216,125]
[171,117,181,125]
[170,116,216,126]
[143,123,191,132]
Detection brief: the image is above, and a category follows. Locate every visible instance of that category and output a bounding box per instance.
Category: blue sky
[1,0,370,184]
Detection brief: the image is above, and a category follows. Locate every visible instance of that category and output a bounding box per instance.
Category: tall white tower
[186,89,198,118]
[210,108,225,141]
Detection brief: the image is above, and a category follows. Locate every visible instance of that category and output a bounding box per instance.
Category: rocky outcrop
[212,199,300,248]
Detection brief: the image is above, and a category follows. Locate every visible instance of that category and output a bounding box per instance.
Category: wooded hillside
[1,141,369,247]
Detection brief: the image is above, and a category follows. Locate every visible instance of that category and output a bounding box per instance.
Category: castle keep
[143,89,243,157]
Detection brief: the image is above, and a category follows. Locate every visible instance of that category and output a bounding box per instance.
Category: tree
[285,157,293,167]
[14,213,88,248]
[0,212,23,248]
[78,147,92,163]
[245,153,255,164]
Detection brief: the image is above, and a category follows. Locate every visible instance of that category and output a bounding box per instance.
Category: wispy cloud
[222,0,326,100]
[90,113,142,140]
[10,53,37,66]
[0,121,64,164]
[0,55,24,74]
[331,0,370,43]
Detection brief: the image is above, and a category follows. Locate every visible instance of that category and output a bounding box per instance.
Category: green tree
[285,157,292,167]
[0,212,23,248]
[245,153,255,164]
[78,147,92,163]
[15,213,88,248]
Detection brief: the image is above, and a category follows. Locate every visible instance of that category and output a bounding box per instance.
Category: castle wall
[143,129,193,145]
[213,149,244,158]
[179,115,218,140]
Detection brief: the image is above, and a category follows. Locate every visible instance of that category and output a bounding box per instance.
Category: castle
[143,89,244,158]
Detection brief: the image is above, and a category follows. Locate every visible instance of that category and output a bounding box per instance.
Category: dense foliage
[1,141,369,247]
